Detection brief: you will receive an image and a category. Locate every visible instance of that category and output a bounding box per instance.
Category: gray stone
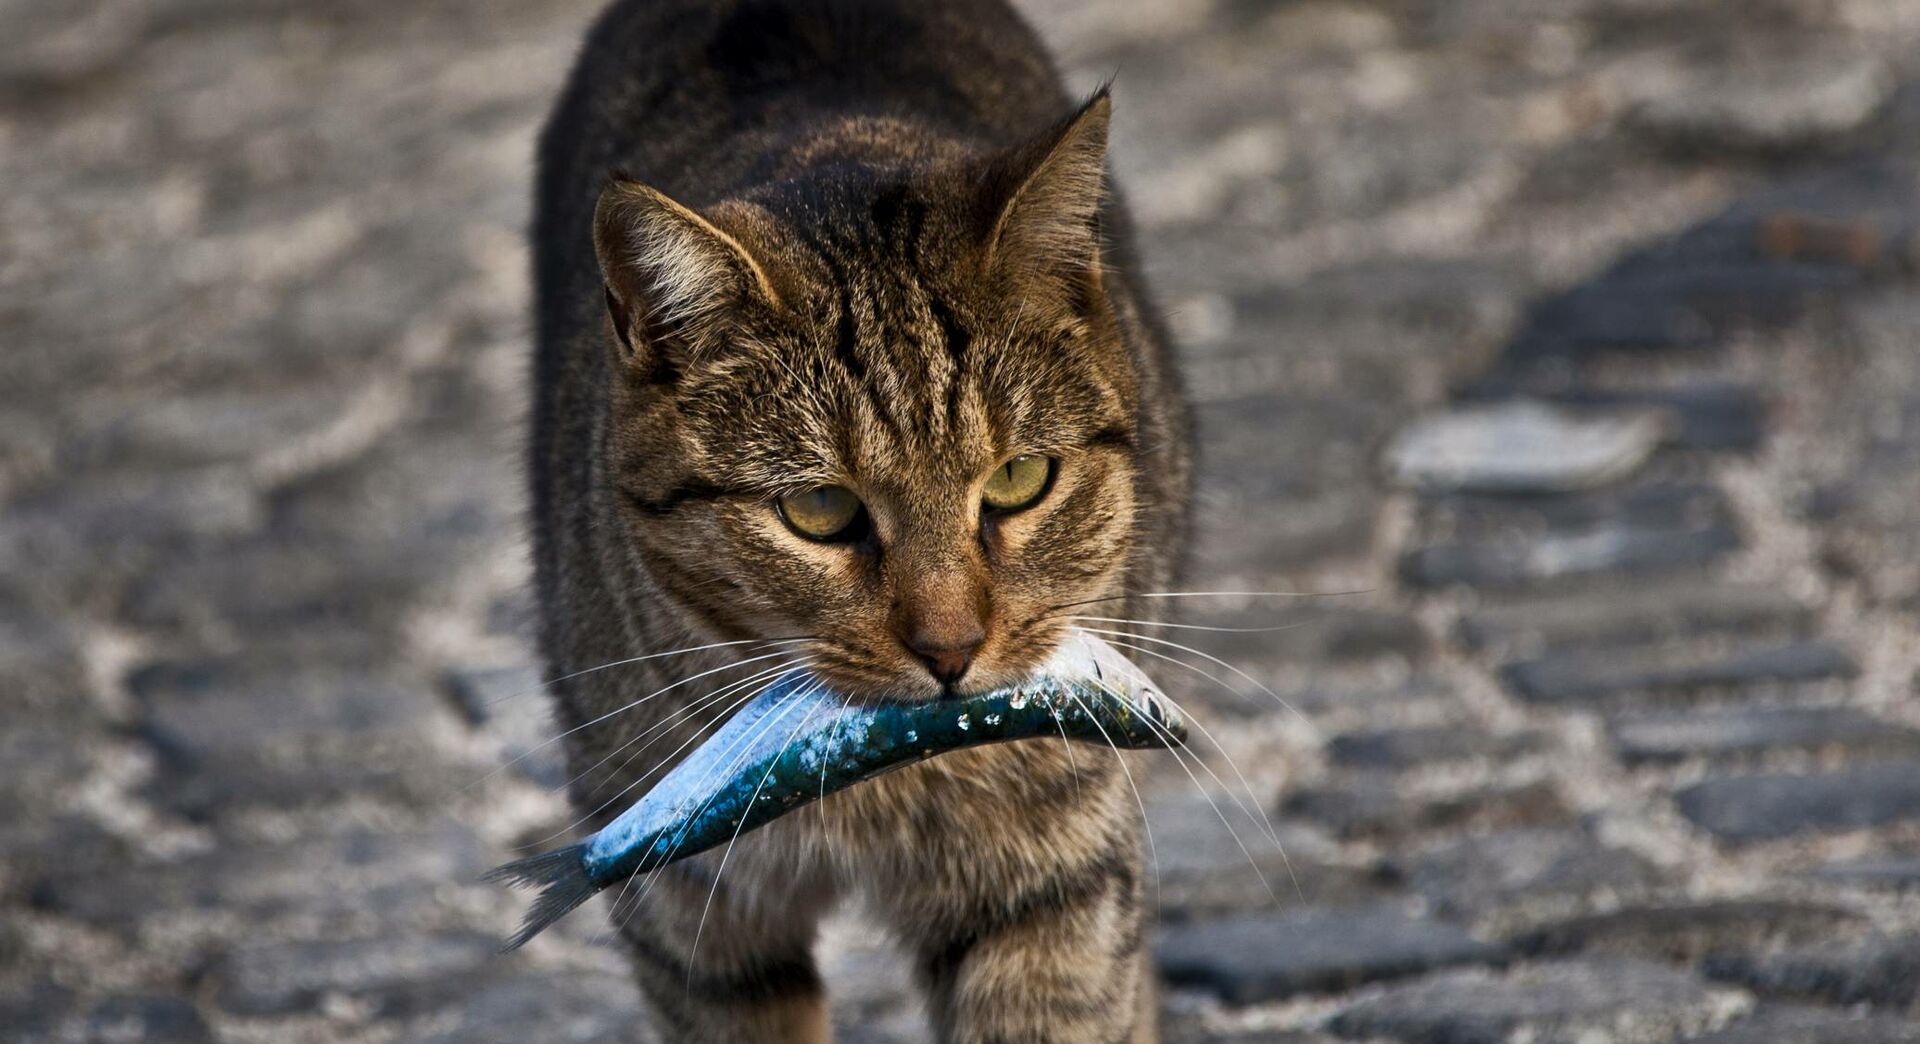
[1541,383,1769,453]
[1401,829,1667,918]
[120,538,431,658]
[1811,853,1920,890]
[1482,163,1914,377]
[0,979,77,1038]
[0,592,87,709]
[35,820,489,932]
[1630,57,1893,155]
[0,469,263,602]
[1156,905,1503,1004]
[1384,401,1667,494]
[407,968,646,1044]
[1165,1025,1338,1044]
[1327,725,1547,771]
[1403,518,1741,590]
[1281,778,1571,841]
[1683,1004,1920,1043]
[132,661,466,818]
[1328,959,1731,1044]
[67,382,378,472]
[1192,491,1380,577]
[1145,795,1389,916]
[1704,933,1920,1009]
[443,663,567,790]
[1612,704,1919,762]
[1678,764,1920,842]
[82,993,212,1043]
[1459,582,1809,656]
[1505,641,1856,705]
[1515,901,1871,963]
[208,931,497,1017]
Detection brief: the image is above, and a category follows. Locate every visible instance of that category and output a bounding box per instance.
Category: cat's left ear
[979,89,1111,297]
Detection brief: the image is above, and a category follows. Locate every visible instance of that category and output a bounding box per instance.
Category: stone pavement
[6,0,1920,1040]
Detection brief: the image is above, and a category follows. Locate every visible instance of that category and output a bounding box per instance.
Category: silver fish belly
[485,632,1183,949]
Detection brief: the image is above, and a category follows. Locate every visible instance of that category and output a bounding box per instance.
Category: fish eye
[778,485,866,541]
[981,455,1053,513]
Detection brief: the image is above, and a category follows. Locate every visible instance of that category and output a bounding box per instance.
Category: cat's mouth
[486,630,1183,950]
[805,619,1081,705]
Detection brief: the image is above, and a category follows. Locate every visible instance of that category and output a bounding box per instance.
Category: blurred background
[6,0,1920,1040]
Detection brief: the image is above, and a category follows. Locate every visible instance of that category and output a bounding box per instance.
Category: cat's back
[535,0,1068,304]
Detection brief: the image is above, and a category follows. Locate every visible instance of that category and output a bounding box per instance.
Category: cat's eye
[778,485,865,541]
[982,455,1053,512]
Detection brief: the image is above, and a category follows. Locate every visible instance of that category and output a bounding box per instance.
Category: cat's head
[593,93,1143,700]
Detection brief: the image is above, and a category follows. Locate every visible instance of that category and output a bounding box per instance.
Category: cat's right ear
[593,180,782,379]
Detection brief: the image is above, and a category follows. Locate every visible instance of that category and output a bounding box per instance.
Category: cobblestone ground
[7,0,1920,1040]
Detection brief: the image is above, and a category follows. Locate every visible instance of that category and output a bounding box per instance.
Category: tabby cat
[529,0,1192,1039]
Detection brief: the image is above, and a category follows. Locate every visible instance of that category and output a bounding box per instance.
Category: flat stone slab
[1810,853,1920,889]
[1504,640,1856,705]
[1400,829,1667,918]
[208,931,497,1017]
[1143,795,1388,915]
[1327,724,1546,771]
[1514,901,1870,963]
[1685,1004,1920,1043]
[1156,906,1503,1004]
[1678,763,1920,841]
[443,663,567,790]
[1459,582,1809,656]
[1327,958,1732,1044]
[1542,383,1768,452]
[1705,933,1920,1009]
[406,968,643,1044]
[79,993,212,1044]
[1629,56,1893,154]
[1281,778,1570,841]
[33,820,489,933]
[1611,705,1917,763]
[1384,401,1667,494]
[1404,518,1741,590]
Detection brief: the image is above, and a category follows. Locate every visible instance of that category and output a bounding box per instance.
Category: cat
[528,1,1192,1040]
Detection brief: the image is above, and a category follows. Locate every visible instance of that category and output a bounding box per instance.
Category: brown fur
[530,2,1191,1039]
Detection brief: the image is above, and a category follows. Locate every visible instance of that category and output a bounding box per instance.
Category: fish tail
[482,843,598,951]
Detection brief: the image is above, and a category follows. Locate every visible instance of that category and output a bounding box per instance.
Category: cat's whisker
[1044,589,1372,616]
[622,677,825,934]
[1050,695,1084,806]
[474,635,813,710]
[1062,614,1320,634]
[1055,688,1162,910]
[533,661,810,846]
[1079,676,1285,908]
[475,647,812,788]
[599,684,810,948]
[1073,627,1319,739]
[686,688,830,993]
[566,659,808,797]
[1081,644,1286,850]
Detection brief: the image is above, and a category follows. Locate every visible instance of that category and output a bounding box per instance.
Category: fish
[484,631,1184,949]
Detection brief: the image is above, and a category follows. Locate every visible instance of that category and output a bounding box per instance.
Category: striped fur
[529,1,1191,1039]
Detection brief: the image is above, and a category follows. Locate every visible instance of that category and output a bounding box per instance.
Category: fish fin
[482,843,597,951]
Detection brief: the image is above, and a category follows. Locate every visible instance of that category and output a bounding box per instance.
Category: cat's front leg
[612,853,836,1043]
[873,757,1156,1044]
[915,820,1154,1043]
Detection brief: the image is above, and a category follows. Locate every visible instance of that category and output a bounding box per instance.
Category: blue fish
[485,633,1184,949]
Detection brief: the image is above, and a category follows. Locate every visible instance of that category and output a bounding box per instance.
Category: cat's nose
[904,630,984,686]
